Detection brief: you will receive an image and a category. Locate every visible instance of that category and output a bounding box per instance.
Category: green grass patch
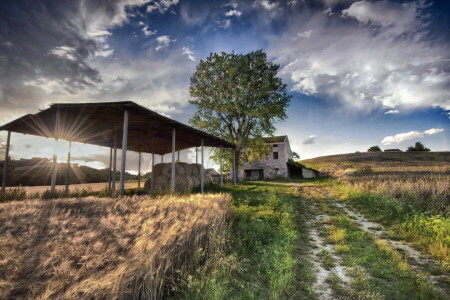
[177,182,316,299]
[318,199,446,300]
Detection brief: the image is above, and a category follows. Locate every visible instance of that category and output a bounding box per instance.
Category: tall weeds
[0,193,231,299]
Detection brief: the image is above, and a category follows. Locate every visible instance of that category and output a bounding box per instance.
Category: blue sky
[0,0,449,172]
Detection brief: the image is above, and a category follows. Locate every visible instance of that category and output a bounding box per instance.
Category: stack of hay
[144,163,212,193]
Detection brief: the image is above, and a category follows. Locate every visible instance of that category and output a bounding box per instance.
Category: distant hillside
[300,151,450,175]
[0,157,139,186]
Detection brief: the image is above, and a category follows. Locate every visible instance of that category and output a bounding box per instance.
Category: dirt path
[271,181,450,299]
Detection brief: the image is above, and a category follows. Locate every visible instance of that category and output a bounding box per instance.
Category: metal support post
[119,111,129,196]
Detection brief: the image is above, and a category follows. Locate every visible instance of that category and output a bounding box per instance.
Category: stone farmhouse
[239,135,317,180]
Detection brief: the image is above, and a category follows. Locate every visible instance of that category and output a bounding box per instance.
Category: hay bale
[154,175,170,192]
[162,163,185,176]
[143,178,152,192]
[190,163,204,175]
[174,174,194,193]
[179,162,192,175]
[189,175,200,187]
[153,163,166,176]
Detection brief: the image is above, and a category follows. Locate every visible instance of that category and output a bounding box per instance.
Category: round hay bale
[179,162,192,175]
[143,178,152,192]
[154,175,170,192]
[190,175,200,187]
[190,163,204,175]
[174,174,194,193]
[162,163,185,176]
[153,163,166,176]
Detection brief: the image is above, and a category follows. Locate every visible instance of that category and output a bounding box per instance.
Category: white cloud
[342,0,422,36]
[225,9,242,17]
[182,47,196,62]
[255,0,279,11]
[142,26,157,37]
[384,109,399,114]
[155,35,173,51]
[147,0,179,13]
[271,0,450,114]
[423,128,445,135]
[297,30,312,38]
[50,46,76,61]
[95,49,114,57]
[381,128,445,145]
[302,135,317,145]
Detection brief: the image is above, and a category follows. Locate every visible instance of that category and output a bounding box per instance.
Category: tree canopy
[189,50,291,172]
[368,145,381,152]
[407,142,430,152]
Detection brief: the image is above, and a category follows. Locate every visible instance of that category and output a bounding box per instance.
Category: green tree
[189,50,291,176]
[291,151,300,160]
[407,141,430,152]
[367,145,381,152]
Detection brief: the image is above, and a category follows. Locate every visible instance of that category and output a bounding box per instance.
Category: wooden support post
[1,131,11,193]
[233,148,237,185]
[112,129,117,194]
[171,128,176,193]
[220,146,223,188]
[51,108,60,192]
[119,110,129,196]
[160,155,163,163]
[201,139,204,193]
[108,146,112,189]
[177,150,180,162]
[138,152,141,190]
[195,147,198,164]
[151,153,155,192]
[50,154,57,192]
[65,141,71,192]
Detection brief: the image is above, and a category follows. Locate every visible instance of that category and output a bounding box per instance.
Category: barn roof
[0,101,235,155]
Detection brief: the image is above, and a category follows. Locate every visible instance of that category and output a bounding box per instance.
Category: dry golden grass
[0,193,231,300]
[301,152,450,215]
[5,181,140,195]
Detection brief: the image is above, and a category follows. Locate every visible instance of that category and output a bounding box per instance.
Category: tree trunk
[234,147,241,183]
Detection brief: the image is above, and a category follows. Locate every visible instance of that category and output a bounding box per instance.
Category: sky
[0,0,449,173]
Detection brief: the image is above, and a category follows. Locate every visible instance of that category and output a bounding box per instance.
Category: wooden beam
[1,131,11,193]
[119,110,129,196]
[151,153,155,192]
[112,128,117,194]
[171,128,176,193]
[108,146,112,190]
[65,141,71,192]
[138,152,141,190]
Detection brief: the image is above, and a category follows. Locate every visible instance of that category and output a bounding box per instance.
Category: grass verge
[177,182,317,299]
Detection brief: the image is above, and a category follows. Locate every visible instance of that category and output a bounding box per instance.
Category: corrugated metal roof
[0,101,235,155]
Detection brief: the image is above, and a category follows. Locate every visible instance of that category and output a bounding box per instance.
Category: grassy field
[301,152,450,273]
[0,193,230,299]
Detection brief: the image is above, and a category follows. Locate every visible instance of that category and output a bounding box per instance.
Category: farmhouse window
[273,144,278,148]
[273,152,279,159]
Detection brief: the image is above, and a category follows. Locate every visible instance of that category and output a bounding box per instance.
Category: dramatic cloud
[0,0,153,117]
[225,9,242,17]
[182,47,196,62]
[272,0,450,114]
[256,0,280,11]
[302,135,317,145]
[381,128,445,145]
[146,0,179,13]
[142,26,157,37]
[155,36,174,51]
